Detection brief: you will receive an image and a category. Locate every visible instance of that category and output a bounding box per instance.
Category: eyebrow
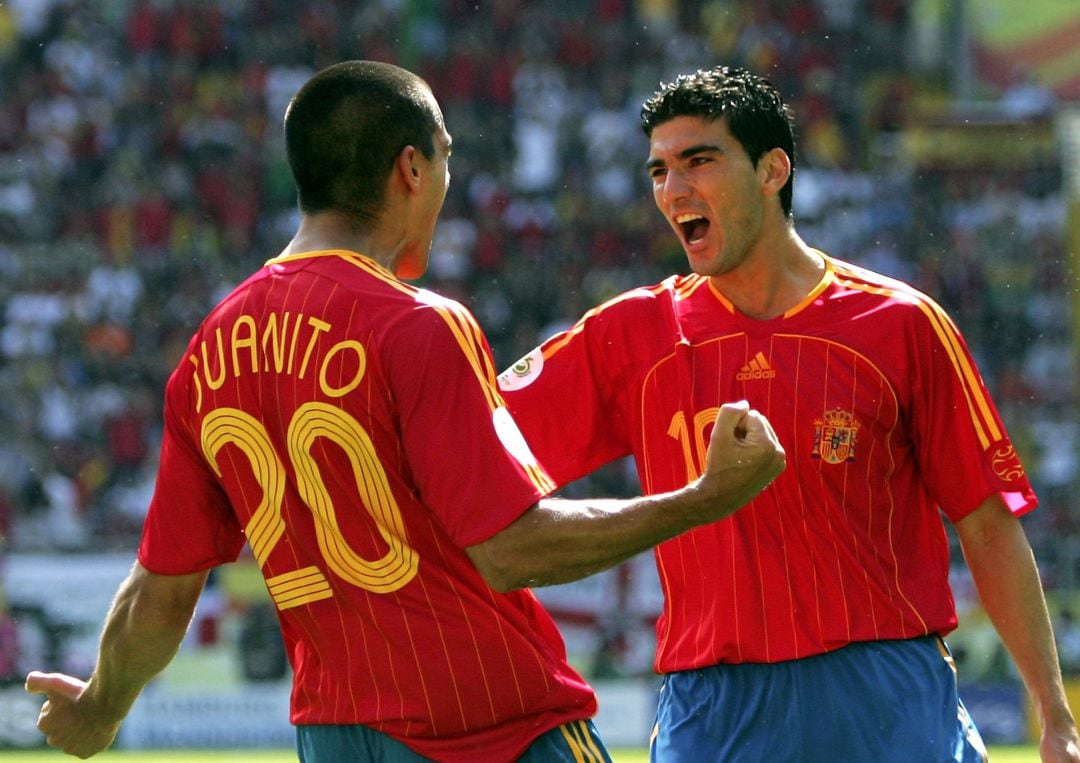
[645,143,722,171]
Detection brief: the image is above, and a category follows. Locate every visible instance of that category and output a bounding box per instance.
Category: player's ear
[758,147,790,199]
[394,146,422,195]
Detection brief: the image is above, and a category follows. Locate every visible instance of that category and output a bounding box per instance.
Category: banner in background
[968,0,1080,99]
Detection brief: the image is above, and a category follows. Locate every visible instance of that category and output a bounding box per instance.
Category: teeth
[675,213,703,223]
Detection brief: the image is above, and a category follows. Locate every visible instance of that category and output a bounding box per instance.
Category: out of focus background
[1,0,1079,751]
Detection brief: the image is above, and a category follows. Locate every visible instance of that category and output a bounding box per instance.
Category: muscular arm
[468,401,785,591]
[956,496,1080,762]
[26,562,208,758]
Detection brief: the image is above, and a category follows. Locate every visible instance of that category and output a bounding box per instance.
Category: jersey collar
[706,250,835,320]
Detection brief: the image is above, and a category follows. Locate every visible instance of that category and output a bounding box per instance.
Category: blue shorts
[650,636,987,763]
[297,718,611,762]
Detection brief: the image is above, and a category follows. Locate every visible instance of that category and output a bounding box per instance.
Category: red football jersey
[500,254,1035,673]
[138,250,595,762]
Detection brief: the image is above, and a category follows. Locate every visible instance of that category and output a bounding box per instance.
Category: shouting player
[500,65,1079,762]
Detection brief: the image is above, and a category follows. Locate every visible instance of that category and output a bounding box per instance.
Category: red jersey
[499,254,1035,673]
[138,250,595,762]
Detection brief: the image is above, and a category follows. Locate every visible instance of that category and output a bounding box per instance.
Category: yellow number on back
[200,401,418,609]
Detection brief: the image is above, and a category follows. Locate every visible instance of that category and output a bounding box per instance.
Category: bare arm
[956,496,1080,763]
[468,401,785,591]
[25,562,209,759]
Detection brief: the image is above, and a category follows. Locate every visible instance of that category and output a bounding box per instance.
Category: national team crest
[812,408,861,464]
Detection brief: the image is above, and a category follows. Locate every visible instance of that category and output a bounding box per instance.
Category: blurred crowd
[0,0,1074,599]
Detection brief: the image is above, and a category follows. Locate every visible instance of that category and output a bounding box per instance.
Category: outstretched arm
[467,400,785,591]
[25,562,209,759]
[956,496,1080,763]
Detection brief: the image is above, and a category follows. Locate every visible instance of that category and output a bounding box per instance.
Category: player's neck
[282,212,385,267]
[711,231,823,321]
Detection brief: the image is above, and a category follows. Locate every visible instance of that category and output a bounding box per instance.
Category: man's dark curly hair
[641,66,796,217]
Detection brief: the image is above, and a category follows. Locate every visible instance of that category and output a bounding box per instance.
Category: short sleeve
[138,366,246,574]
[907,301,1037,522]
[498,308,633,488]
[386,295,551,547]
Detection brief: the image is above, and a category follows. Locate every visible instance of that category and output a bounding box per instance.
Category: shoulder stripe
[674,274,710,300]
[542,282,673,359]
[328,252,555,493]
[333,254,497,405]
[339,251,418,297]
[430,298,503,409]
[834,272,1000,448]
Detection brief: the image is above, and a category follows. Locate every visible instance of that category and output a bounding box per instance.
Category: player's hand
[1040,723,1080,762]
[25,670,121,759]
[696,400,785,519]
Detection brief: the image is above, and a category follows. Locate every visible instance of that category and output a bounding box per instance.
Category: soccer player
[498,66,1080,762]
[23,61,785,762]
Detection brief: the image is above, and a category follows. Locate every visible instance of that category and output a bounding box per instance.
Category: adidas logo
[736,352,777,381]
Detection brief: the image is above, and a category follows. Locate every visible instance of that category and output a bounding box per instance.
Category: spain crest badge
[812,408,860,463]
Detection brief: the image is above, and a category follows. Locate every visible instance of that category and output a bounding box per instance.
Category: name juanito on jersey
[186,311,366,412]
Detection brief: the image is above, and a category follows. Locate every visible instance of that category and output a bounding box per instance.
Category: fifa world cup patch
[812,408,860,463]
[498,347,544,391]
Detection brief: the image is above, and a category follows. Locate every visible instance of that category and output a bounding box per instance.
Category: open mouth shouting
[675,213,711,249]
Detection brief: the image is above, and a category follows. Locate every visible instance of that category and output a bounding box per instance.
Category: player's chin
[684,251,722,277]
